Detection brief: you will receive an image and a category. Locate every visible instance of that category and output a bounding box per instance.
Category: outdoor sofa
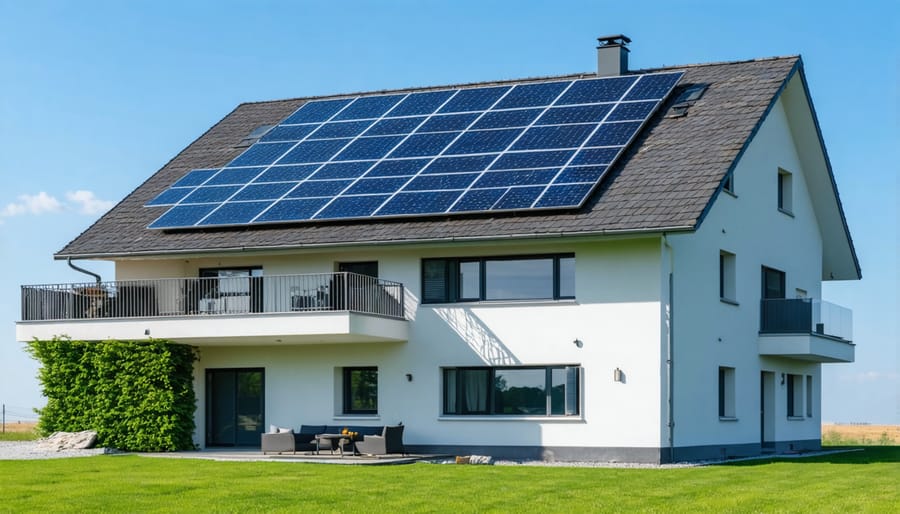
[261,424,400,455]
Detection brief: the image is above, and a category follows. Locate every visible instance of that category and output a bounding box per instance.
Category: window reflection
[485,259,553,300]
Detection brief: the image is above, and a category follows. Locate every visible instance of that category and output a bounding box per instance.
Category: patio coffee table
[314,434,356,457]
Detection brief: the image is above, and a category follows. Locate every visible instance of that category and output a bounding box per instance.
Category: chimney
[596,34,631,77]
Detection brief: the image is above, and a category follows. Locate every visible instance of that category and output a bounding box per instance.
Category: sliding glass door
[206,368,264,447]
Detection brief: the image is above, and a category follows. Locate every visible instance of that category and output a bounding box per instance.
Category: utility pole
[2,403,5,434]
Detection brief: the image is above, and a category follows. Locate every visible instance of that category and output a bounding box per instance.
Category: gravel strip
[1,441,856,465]
[0,441,114,460]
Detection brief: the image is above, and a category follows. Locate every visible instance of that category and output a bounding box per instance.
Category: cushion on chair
[300,425,326,434]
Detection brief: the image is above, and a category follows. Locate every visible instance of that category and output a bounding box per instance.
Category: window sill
[719,298,739,306]
[778,208,795,218]
[787,416,805,421]
[333,415,381,421]
[438,415,585,422]
[719,416,738,422]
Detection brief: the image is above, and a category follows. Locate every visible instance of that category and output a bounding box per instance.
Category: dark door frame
[205,367,265,447]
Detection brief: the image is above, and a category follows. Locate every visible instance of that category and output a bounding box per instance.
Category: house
[17,36,860,463]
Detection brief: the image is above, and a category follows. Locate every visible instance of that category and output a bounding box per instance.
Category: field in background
[823,424,900,446]
[2,421,37,433]
[0,421,39,441]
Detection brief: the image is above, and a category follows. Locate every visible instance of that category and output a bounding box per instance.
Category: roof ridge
[237,55,801,108]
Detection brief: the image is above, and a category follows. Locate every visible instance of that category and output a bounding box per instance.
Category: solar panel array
[147,71,683,229]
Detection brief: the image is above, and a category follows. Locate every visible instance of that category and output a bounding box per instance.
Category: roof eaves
[54,224,696,261]
[793,60,862,279]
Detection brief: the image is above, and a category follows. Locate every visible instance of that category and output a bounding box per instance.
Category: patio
[139,447,448,465]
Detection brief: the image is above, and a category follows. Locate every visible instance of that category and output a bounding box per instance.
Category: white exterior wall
[667,97,825,453]
[115,238,665,453]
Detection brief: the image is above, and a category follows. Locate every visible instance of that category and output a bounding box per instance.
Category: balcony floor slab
[758,333,854,363]
[16,311,408,346]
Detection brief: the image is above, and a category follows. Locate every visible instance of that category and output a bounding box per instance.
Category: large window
[343,367,378,414]
[422,254,575,303]
[443,366,580,416]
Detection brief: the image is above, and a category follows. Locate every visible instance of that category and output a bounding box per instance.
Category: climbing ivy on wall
[27,337,197,452]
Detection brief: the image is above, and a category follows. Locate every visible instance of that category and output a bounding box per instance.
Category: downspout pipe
[662,234,675,463]
[67,257,102,284]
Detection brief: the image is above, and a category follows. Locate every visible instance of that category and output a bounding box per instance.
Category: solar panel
[147,71,683,229]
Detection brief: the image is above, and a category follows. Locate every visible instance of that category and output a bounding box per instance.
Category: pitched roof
[58,56,802,259]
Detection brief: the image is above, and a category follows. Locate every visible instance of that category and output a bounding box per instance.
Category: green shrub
[27,337,197,452]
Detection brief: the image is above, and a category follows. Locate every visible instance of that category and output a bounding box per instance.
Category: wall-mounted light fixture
[573,339,583,348]
[405,373,413,382]
[144,329,151,336]
[614,367,624,382]
[780,373,786,385]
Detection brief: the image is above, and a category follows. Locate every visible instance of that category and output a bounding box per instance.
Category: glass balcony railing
[20,272,406,322]
[759,298,852,341]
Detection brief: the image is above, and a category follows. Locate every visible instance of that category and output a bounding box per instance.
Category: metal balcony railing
[759,298,852,341]
[21,272,406,321]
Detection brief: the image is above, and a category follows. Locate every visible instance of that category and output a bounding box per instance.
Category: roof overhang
[53,224,694,261]
[780,62,861,280]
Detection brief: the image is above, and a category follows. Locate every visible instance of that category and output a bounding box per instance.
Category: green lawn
[0,431,39,441]
[1,448,897,513]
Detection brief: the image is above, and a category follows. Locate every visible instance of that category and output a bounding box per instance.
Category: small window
[443,366,579,416]
[806,375,813,417]
[723,174,734,194]
[777,168,793,214]
[343,367,378,414]
[235,124,275,148]
[786,373,803,418]
[718,367,736,418]
[719,251,736,303]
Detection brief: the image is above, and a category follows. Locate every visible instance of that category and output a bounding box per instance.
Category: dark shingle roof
[57,56,800,258]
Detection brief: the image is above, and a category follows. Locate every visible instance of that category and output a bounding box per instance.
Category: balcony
[758,298,854,363]
[17,272,408,346]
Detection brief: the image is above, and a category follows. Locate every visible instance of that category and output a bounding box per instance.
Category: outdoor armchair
[355,425,405,456]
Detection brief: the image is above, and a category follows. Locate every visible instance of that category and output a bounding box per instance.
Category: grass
[0,431,39,441]
[0,447,897,512]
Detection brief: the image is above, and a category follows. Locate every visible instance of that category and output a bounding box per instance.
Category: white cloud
[1,192,63,218]
[65,190,115,215]
[0,190,114,221]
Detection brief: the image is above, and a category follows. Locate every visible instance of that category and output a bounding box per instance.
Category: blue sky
[1,0,896,424]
